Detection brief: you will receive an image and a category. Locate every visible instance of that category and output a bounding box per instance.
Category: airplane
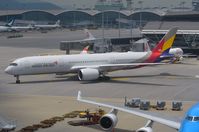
[5,27,178,84]
[0,19,34,32]
[10,24,35,32]
[159,47,184,62]
[0,20,15,32]
[158,47,197,63]
[77,91,199,132]
[33,20,61,30]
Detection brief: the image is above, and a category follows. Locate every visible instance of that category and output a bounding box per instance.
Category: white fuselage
[34,24,60,30]
[5,52,150,76]
[169,48,183,57]
[10,26,34,31]
[0,26,11,32]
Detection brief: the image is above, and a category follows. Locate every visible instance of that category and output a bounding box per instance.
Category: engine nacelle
[169,48,183,57]
[78,68,99,81]
[136,127,153,132]
[99,113,118,131]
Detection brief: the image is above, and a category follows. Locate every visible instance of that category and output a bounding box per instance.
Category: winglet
[77,91,82,101]
[145,120,154,128]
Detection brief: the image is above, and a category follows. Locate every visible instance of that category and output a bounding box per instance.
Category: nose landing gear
[14,75,20,84]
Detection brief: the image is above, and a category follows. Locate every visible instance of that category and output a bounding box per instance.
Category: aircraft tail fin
[84,29,95,40]
[55,20,60,26]
[143,39,151,52]
[146,27,178,63]
[81,45,90,54]
[152,27,178,54]
[6,19,15,27]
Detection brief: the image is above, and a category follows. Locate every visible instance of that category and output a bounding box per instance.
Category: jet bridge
[60,37,142,54]
[60,38,113,54]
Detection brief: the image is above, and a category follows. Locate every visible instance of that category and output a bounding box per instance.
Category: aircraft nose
[5,67,12,74]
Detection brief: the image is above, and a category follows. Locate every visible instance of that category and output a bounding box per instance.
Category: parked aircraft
[77,91,199,132]
[0,19,34,32]
[5,27,178,83]
[10,24,34,32]
[0,20,14,32]
[33,20,61,30]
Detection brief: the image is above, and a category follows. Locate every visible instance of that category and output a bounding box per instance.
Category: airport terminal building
[0,10,162,28]
[1,9,199,54]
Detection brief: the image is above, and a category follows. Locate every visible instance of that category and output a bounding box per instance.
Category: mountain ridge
[0,0,62,10]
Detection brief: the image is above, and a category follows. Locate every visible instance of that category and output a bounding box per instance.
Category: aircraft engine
[136,127,153,132]
[78,68,99,81]
[99,113,118,131]
[169,48,183,58]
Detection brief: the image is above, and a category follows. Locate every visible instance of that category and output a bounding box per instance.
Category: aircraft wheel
[16,80,20,84]
[15,75,20,84]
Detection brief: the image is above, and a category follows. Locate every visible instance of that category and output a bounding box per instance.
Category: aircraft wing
[71,63,165,71]
[77,91,181,130]
[60,38,102,45]
[61,40,95,44]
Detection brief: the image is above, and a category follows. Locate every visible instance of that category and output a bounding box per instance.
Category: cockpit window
[193,117,199,121]
[186,116,199,122]
[186,116,193,121]
[10,63,18,66]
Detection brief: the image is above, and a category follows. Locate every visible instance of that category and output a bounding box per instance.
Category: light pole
[101,1,105,41]
[73,4,76,27]
[138,1,143,28]
[118,9,121,38]
[73,4,76,10]
[130,0,133,38]
[181,1,186,12]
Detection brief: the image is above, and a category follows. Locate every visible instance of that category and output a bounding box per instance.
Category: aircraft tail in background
[146,27,178,63]
[6,19,15,27]
[84,29,96,40]
[56,20,60,25]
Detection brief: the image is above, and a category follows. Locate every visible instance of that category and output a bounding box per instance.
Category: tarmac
[0,29,198,132]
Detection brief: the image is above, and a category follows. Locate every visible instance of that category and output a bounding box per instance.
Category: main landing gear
[14,75,20,84]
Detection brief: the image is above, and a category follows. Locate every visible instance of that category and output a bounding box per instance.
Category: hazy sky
[41,0,192,9]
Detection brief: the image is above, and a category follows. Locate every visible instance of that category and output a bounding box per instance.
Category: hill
[0,0,62,10]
